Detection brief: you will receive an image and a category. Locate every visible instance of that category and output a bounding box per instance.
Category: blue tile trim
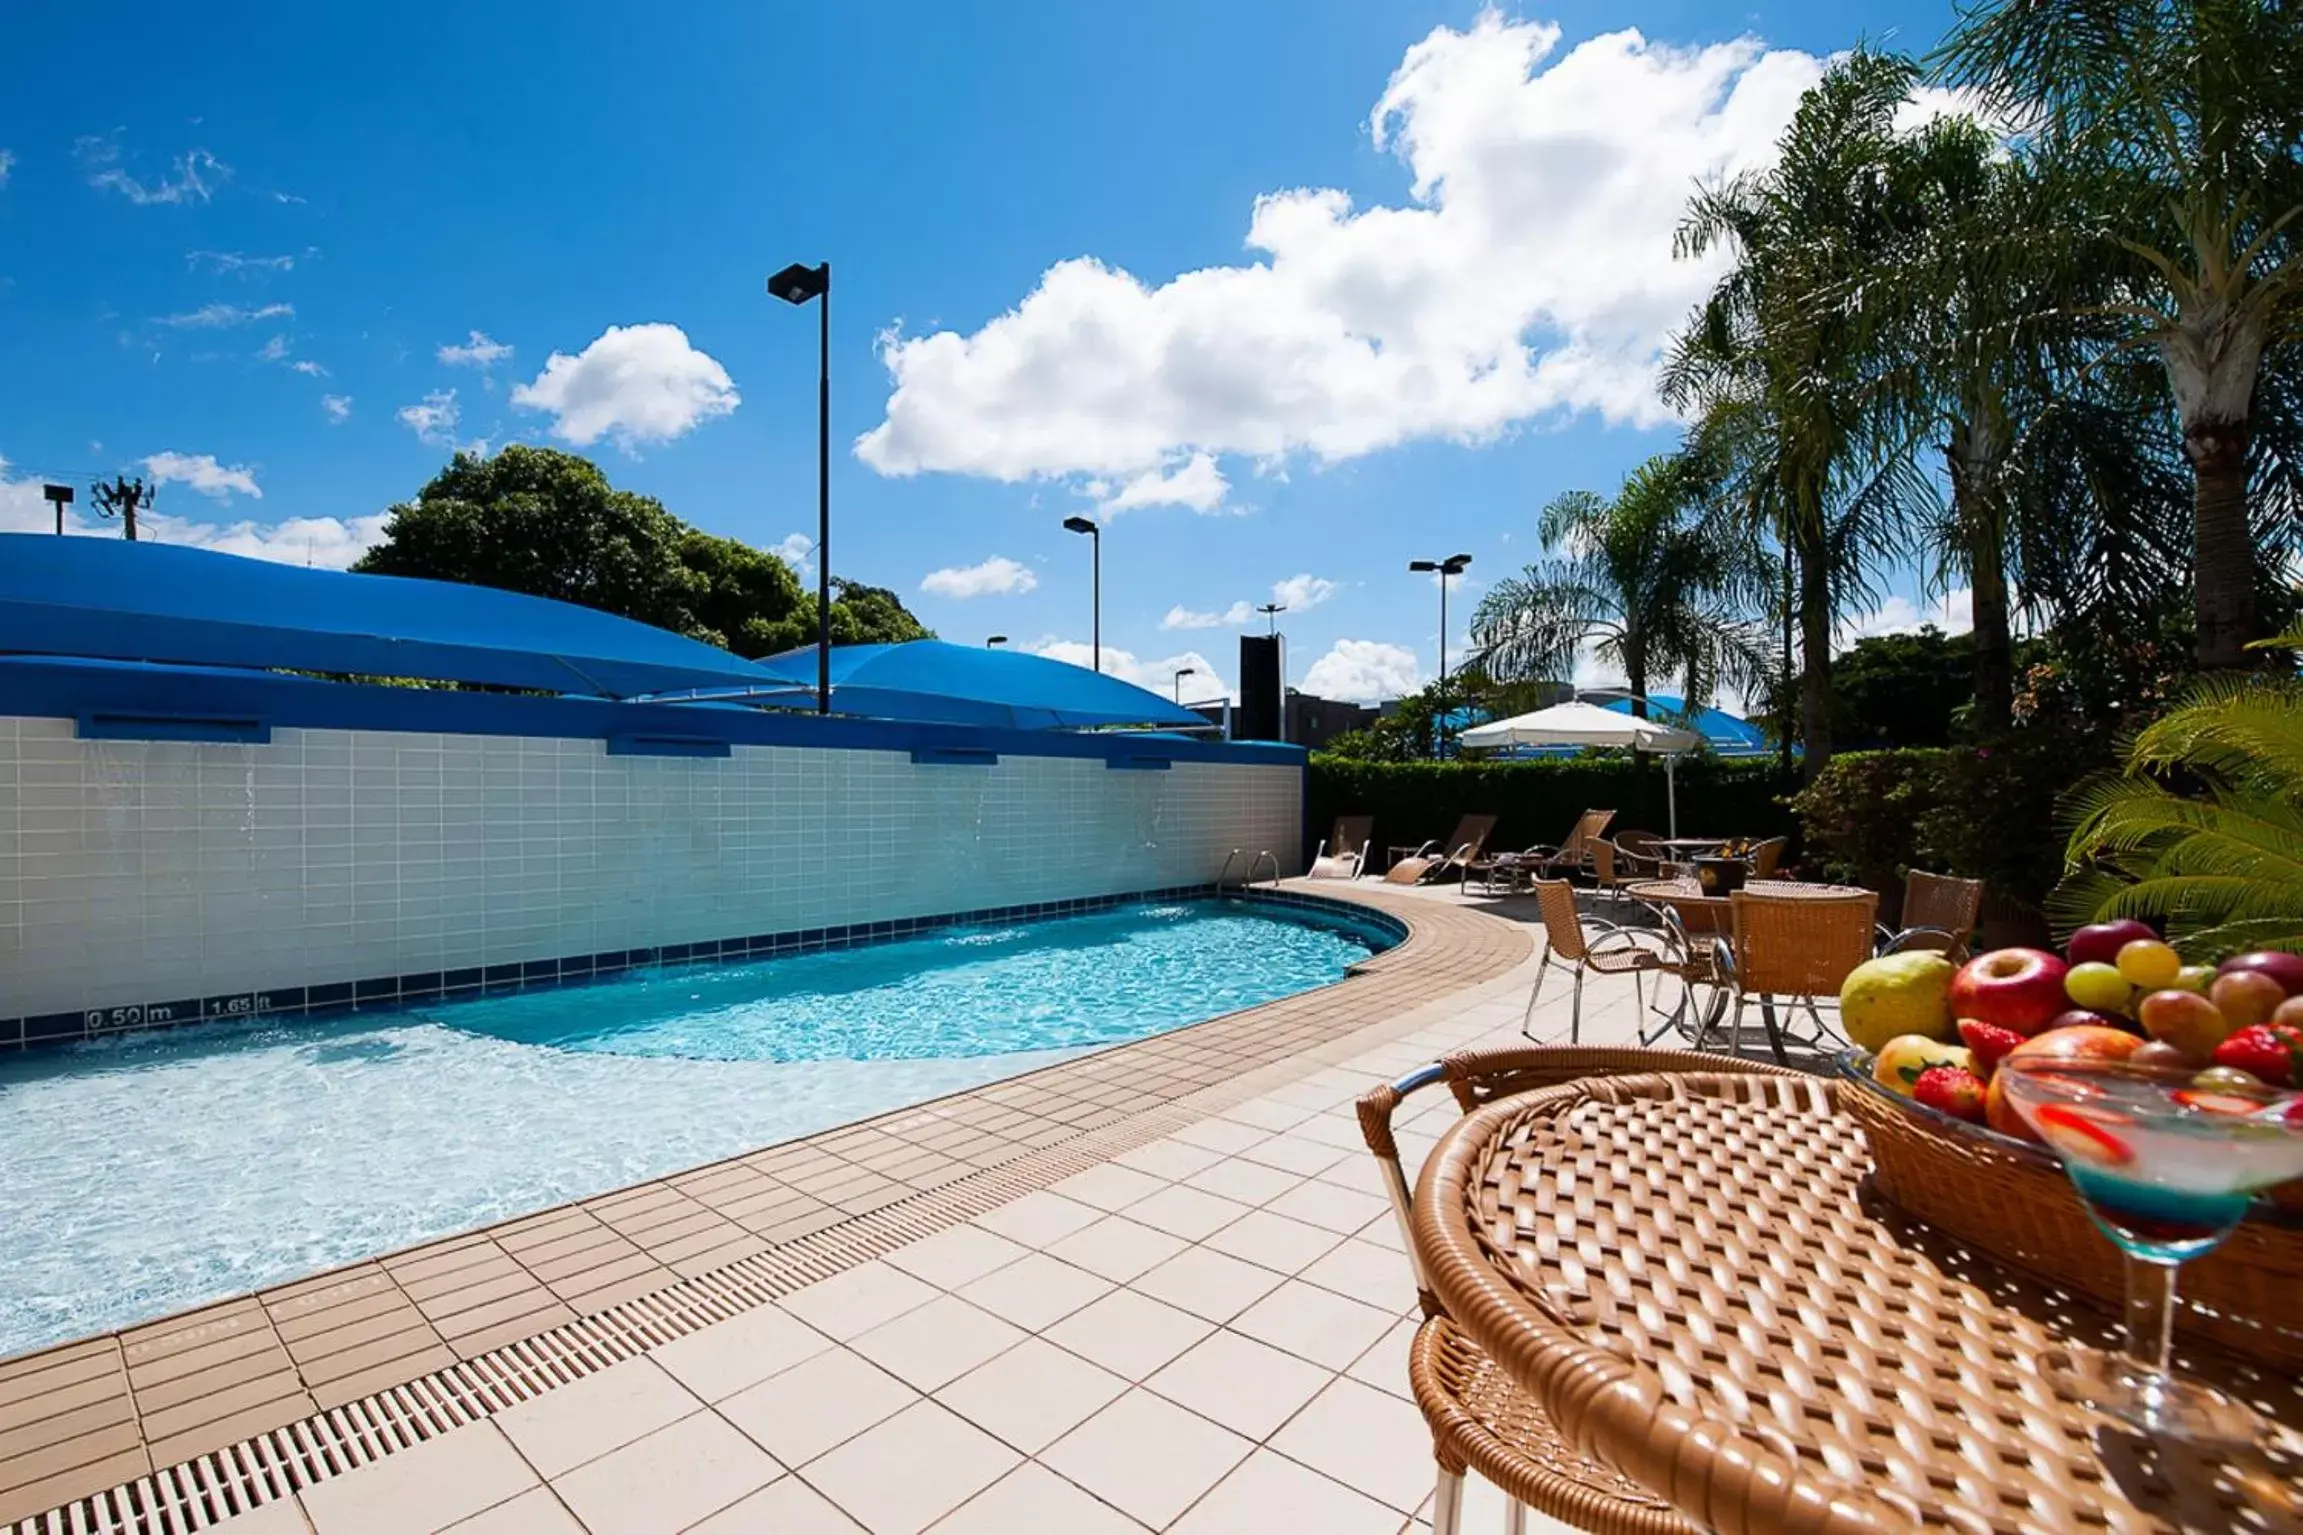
[76,710,271,744]
[606,733,733,759]
[0,886,1400,1054]
[910,747,998,766]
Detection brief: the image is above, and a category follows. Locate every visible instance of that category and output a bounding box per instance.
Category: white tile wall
[0,716,1302,1023]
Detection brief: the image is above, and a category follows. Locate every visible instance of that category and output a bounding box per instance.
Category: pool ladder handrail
[1217,848,1282,893]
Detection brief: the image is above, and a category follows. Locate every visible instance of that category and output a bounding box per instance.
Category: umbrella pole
[1665,753,1679,839]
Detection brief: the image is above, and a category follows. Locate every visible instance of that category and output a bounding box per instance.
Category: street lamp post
[1062,515,1101,671]
[1407,553,1472,758]
[41,484,73,535]
[768,260,833,713]
[1172,665,1196,703]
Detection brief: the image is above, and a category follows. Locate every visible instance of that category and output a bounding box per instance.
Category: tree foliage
[354,447,930,658]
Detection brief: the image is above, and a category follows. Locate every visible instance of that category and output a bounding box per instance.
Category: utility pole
[90,476,153,542]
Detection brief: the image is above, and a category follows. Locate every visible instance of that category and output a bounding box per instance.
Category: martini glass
[1999,1056,2303,1440]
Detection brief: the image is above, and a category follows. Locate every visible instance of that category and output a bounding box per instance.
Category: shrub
[1306,754,1798,864]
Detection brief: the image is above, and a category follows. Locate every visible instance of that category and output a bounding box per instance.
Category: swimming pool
[0,897,1388,1357]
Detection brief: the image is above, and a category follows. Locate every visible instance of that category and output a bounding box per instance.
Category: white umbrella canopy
[1457,700,1702,835]
[1458,700,1700,751]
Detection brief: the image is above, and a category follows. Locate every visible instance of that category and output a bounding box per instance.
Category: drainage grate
[8,1052,1329,1535]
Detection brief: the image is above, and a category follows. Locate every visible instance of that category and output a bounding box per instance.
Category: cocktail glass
[1999,1056,2303,1440]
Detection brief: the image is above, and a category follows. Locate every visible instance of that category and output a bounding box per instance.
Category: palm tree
[1664,53,1936,776]
[2053,630,2303,952]
[1935,0,2303,668]
[1470,455,1771,718]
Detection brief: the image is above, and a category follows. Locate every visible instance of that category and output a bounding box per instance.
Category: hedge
[1305,755,1799,866]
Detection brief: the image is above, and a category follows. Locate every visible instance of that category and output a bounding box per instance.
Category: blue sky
[0,0,1965,706]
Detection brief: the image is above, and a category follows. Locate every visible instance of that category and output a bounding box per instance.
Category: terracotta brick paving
[0,885,1528,1525]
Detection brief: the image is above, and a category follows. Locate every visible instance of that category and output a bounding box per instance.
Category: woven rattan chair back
[1530,878,1590,960]
[1612,828,1664,872]
[1729,887,1877,998]
[1559,807,1614,862]
[1747,835,1788,880]
[1326,815,1374,860]
[1903,869,1982,948]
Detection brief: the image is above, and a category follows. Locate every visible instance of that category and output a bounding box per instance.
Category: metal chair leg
[1729,996,1746,1059]
[1570,965,1586,1044]
[1517,943,1551,1040]
[1432,1468,1465,1535]
[1506,1497,1528,1535]
[1758,996,1791,1066]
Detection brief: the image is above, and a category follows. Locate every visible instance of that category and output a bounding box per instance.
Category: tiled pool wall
[0,711,1306,1047]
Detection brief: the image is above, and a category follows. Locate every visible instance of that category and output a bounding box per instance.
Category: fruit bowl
[1837,1047,2303,1368]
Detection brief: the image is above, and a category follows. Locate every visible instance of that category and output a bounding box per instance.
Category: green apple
[2169,964,2216,995]
[2063,961,2133,1015]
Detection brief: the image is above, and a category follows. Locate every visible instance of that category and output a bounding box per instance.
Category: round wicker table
[1410,1070,2303,1534]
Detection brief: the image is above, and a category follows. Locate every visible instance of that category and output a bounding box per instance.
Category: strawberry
[2211,1022,2303,1087]
[1913,1065,1988,1123]
[1956,1019,2024,1078]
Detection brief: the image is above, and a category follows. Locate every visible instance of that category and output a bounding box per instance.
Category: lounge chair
[1465,808,1617,894]
[1307,815,1375,880]
[1383,813,1497,885]
[1878,869,1984,960]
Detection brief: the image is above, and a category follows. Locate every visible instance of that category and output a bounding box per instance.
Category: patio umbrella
[1457,700,1702,835]
[731,640,1209,730]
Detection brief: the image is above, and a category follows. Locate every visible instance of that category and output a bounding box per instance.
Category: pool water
[0,899,1384,1357]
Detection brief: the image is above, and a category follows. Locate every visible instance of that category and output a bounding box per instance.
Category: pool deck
[0,880,1672,1534]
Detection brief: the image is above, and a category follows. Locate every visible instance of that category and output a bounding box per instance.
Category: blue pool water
[0,899,1384,1357]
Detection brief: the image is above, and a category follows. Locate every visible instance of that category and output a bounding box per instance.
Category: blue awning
[0,534,780,698]
[729,641,1209,730]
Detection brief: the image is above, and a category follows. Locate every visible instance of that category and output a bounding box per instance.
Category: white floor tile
[954,1251,1114,1331]
[1167,1448,1403,1535]
[1346,1316,1419,1401]
[302,1423,537,1535]
[1169,1118,1266,1154]
[1200,1209,1345,1275]
[778,1262,940,1342]
[1048,1161,1168,1212]
[1230,1280,1398,1371]
[971,1190,1102,1247]
[801,1401,1022,1535]
[925,1464,1147,1534]
[1113,1137,1227,1181]
[494,1357,701,1479]
[440,1488,583,1534]
[1268,1377,1438,1513]
[883,1224,1031,1291]
[850,1294,1027,1393]
[1144,1330,1332,1440]
[719,1347,919,1467]
[1300,1239,1415,1309]
[1237,1135,1350,1177]
[1129,1246,1285,1324]
[1045,1214,1189,1284]
[686,1476,866,1532]
[549,1411,781,1535]
[1181,1157,1302,1206]
[1041,1389,1252,1529]
[1121,1184,1255,1242]
[1264,1177,1388,1235]
[936,1336,1127,1453]
[1043,1288,1214,1381]
[651,1304,832,1403]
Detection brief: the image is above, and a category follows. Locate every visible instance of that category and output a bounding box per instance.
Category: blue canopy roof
[1593,692,1770,754]
[0,534,780,698]
[736,641,1207,730]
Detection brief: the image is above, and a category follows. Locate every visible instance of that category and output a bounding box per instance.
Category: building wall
[0,714,1302,1037]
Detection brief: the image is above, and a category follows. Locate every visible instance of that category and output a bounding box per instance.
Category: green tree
[1936,0,2303,668]
[356,446,932,656]
[1470,455,1770,717]
[1770,626,1982,749]
[1665,53,1938,778]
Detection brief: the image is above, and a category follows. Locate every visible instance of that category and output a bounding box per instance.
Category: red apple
[1949,948,2072,1036]
[2275,996,2303,1030]
[2217,951,2303,999]
[2209,970,2286,1030]
[2065,919,2158,968]
[1984,1024,2147,1139]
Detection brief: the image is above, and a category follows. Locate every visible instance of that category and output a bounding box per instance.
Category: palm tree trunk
[2187,416,2256,668]
[1947,416,2011,733]
[1778,550,1795,776]
[1795,523,1832,781]
[1624,634,1648,719]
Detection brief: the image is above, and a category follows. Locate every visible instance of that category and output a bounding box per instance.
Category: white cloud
[1160,601,1256,631]
[769,532,814,570]
[439,330,513,368]
[188,250,302,276]
[0,150,13,189]
[77,137,229,205]
[920,555,1038,599]
[1103,453,1230,513]
[1836,588,1973,650]
[143,451,261,502]
[510,323,739,451]
[396,389,461,447]
[856,15,1825,498]
[288,358,327,377]
[1026,638,1231,702]
[1271,572,1340,612]
[257,334,290,362]
[1,467,387,568]
[321,394,353,424]
[1302,639,1422,702]
[157,301,294,329]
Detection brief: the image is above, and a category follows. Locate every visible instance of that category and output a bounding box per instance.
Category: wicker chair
[1879,869,1984,960]
[1588,839,1642,909]
[1355,1045,1799,1535]
[1719,885,1879,1063]
[1611,828,1668,878]
[1748,835,1788,880]
[1518,879,1666,1043]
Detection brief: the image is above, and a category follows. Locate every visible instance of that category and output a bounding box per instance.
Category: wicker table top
[1411,1071,2303,1534]
[1623,877,1866,908]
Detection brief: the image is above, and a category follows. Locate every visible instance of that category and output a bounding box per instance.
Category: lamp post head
[1443,553,1472,575]
[1061,515,1098,536]
[767,262,829,305]
[986,635,1008,647]
[1407,559,1437,573]
[1174,666,1196,679]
